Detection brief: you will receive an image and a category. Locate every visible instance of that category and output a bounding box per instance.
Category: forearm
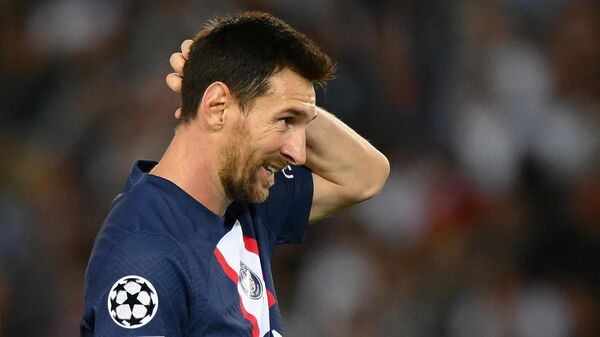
[306,107,390,202]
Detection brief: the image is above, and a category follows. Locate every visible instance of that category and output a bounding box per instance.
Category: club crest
[239,262,263,300]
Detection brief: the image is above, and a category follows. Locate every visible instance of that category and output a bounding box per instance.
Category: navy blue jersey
[81,160,313,337]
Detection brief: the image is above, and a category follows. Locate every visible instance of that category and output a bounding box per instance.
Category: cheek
[253,132,284,154]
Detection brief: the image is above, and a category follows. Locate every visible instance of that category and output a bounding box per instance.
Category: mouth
[260,163,285,188]
[262,164,281,175]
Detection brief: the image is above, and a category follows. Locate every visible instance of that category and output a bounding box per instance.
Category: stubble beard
[219,127,272,204]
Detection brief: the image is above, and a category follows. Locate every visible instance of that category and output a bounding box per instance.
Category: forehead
[263,68,316,107]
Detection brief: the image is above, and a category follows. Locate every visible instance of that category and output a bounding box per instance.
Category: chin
[246,183,271,203]
[250,189,270,204]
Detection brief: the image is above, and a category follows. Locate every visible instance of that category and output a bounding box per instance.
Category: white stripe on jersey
[216,221,270,337]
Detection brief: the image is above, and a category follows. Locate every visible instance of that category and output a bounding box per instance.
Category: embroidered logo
[108,275,159,329]
[239,262,263,300]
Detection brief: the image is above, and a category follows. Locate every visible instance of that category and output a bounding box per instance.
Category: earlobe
[198,82,231,130]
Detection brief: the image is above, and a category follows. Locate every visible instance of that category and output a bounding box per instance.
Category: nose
[280,128,306,165]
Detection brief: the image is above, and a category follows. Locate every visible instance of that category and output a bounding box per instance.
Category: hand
[166,39,192,119]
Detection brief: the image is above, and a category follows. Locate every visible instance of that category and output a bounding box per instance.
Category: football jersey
[80,160,313,337]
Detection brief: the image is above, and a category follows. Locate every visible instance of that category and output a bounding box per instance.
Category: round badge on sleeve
[107,275,159,329]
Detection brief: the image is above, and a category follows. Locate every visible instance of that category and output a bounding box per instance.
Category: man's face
[219,68,317,203]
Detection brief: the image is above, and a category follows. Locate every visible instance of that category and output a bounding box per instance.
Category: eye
[279,117,293,126]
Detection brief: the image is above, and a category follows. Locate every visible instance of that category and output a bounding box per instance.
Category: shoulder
[82,232,200,333]
[106,177,175,232]
[86,231,191,293]
[86,185,178,270]
[86,179,197,308]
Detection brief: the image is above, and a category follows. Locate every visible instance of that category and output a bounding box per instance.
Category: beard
[218,126,287,204]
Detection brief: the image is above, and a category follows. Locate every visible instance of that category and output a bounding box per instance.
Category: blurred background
[1,0,599,336]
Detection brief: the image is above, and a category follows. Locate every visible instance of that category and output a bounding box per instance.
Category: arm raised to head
[306,107,390,223]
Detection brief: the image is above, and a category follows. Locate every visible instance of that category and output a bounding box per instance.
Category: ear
[198,82,231,130]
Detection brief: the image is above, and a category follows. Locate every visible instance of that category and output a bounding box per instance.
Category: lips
[258,156,288,190]
[262,156,288,175]
[263,165,280,174]
[260,159,287,188]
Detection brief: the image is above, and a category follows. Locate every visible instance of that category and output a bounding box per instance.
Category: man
[81,12,389,337]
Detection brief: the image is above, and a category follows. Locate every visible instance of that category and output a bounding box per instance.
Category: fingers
[181,39,192,59]
[169,52,186,76]
[166,40,191,120]
[168,39,191,81]
[166,39,192,116]
[166,72,182,93]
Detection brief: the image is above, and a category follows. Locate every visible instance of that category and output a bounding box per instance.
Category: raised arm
[306,108,389,223]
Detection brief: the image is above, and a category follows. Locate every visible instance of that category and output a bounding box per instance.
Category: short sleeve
[257,165,313,245]
[81,232,195,337]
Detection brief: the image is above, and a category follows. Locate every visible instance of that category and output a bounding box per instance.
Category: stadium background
[1,0,598,336]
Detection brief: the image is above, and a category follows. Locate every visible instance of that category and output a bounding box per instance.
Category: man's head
[180,11,334,120]
[180,12,335,204]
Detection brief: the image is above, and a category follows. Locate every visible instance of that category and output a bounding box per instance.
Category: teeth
[266,165,277,174]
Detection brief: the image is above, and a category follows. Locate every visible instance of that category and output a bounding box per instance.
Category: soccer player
[81,12,389,337]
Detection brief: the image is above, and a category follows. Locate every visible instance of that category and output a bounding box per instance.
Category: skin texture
[160,40,390,222]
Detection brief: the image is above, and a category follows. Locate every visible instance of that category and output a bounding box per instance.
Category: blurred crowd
[1,0,598,336]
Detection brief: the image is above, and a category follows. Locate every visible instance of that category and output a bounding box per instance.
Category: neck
[150,126,230,216]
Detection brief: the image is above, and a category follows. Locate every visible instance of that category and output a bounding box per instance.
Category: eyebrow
[284,108,318,121]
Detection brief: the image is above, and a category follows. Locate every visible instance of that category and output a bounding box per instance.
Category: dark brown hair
[180,11,335,123]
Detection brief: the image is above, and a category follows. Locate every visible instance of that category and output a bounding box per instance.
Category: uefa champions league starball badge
[107,275,159,329]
